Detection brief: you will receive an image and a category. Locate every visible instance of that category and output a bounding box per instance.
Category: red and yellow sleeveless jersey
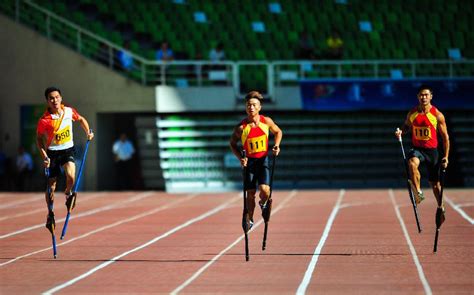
[241,115,270,158]
[36,105,80,150]
[409,106,438,149]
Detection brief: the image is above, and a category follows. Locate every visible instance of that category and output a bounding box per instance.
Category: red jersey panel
[36,105,80,150]
[241,115,270,158]
[409,106,438,149]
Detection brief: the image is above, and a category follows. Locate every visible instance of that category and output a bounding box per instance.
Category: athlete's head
[44,86,61,99]
[245,91,263,116]
[417,84,433,96]
[245,91,263,103]
[44,86,63,111]
[417,84,433,106]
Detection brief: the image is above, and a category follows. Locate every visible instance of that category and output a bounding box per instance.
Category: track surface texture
[0,189,472,294]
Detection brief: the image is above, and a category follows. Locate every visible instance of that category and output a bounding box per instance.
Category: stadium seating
[2,0,465,90]
[21,0,472,61]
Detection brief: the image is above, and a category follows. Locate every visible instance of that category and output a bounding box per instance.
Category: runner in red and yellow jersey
[230,91,282,228]
[395,85,449,211]
[36,87,94,233]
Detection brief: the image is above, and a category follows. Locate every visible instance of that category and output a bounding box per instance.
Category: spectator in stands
[15,146,33,191]
[156,41,174,61]
[112,133,135,190]
[209,42,225,62]
[325,29,344,59]
[117,41,134,72]
[229,91,283,230]
[296,31,316,59]
[208,42,226,82]
[395,84,450,221]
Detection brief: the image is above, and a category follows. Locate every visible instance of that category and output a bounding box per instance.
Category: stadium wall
[0,14,155,190]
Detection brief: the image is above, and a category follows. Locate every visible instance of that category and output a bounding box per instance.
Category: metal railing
[3,0,473,98]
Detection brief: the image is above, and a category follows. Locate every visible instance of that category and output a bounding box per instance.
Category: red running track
[0,189,472,294]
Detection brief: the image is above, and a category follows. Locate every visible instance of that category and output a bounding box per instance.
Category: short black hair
[244,91,263,102]
[417,84,433,95]
[44,86,61,99]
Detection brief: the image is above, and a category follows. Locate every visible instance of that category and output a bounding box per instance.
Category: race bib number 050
[414,126,431,140]
[54,126,71,145]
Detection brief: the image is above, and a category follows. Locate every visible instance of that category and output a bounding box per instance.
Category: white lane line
[457,202,474,208]
[0,193,104,222]
[42,194,241,295]
[445,196,474,225]
[296,189,345,295]
[389,189,432,295]
[0,192,155,239]
[0,194,198,267]
[0,195,43,209]
[171,189,298,295]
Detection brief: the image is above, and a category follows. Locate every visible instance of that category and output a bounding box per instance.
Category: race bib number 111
[247,135,267,154]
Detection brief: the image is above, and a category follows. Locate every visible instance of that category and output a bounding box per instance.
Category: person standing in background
[112,133,135,190]
[15,146,33,191]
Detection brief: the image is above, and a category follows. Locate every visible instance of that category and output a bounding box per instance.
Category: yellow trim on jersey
[257,121,270,137]
[241,121,270,147]
[241,124,251,146]
[409,110,438,130]
[426,112,438,130]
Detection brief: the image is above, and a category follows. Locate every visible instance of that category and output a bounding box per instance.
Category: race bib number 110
[414,126,431,140]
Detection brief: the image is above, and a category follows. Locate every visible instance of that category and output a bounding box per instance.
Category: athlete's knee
[408,157,419,168]
[259,185,270,199]
[429,181,441,191]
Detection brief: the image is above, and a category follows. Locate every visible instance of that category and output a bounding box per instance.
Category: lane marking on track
[0,195,43,209]
[445,195,474,224]
[0,192,155,239]
[296,189,345,295]
[0,193,104,222]
[339,200,387,209]
[457,202,474,208]
[42,194,241,295]
[171,189,298,295]
[0,194,198,267]
[389,189,432,295]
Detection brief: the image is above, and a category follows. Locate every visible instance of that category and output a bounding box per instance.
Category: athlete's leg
[258,184,270,206]
[246,189,257,221]
[63,161,76,195]
[46,178,57,213]
[63,161,77,211]
[408,157,421,192]
[45,177,57,233]
[429,181,443,207]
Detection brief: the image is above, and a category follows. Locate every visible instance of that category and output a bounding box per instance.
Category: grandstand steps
[135,117,165,190]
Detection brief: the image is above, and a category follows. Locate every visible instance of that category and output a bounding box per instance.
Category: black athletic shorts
[47,147,75,178]
[244,156,270,191]
[408,147,439,182]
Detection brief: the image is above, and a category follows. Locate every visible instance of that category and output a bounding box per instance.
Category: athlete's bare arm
[229,124,246,166]
[395,111,413,138]
[76,115,94,140]
[265,116,283,156]
[36,133,50,168]
[436,110,450,168]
